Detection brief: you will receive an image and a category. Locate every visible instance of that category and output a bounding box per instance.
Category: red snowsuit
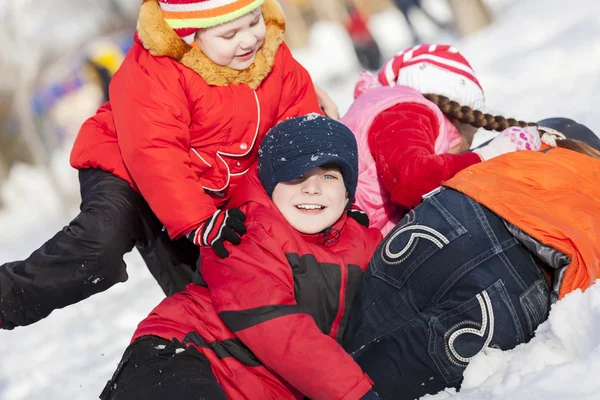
[133,169,383,399]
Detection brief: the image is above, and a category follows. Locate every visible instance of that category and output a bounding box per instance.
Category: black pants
[100,336,227,400]
[0,169,198,329]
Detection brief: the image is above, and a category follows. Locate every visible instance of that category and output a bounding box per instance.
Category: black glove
[347,204,370,228]
[188,208,247,258]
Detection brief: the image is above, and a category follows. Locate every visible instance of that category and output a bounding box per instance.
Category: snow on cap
[258,114,358,205]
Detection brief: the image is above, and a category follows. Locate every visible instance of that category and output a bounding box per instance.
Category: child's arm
[315,85,339,119]
[110,56,216,239]
[368,102,481,210]
[276,43,324,121]
[202,223,373,400]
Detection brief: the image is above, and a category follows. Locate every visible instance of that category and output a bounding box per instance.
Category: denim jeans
[343,188,550,400]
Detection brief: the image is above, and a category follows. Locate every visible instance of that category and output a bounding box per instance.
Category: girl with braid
[341,44,541,236]
[342,118,600,399]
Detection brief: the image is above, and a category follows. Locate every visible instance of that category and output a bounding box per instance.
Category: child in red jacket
[0,0,328,331]
[342,44,541,236]
[101,115,383,400]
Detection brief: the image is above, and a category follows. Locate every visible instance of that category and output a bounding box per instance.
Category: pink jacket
[341,85,462,236]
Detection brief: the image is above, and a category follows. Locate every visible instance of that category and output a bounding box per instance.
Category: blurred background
[1,0,600,399]
[0,0,493,222]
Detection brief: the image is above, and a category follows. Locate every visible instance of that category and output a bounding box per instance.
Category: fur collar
[136,0,286,89]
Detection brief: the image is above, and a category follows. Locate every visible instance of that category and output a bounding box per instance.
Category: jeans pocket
[428,279,525,385]
[520,278,550,337]
[371,196,467,290]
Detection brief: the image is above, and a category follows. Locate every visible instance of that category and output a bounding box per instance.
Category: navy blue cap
[258,114,358,205]
[537,117,600,152]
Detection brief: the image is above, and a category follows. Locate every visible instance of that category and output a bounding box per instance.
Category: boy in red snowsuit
[101,115,383,400]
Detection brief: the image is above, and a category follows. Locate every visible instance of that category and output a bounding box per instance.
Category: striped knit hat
[158,0,265,44]
[378,44,485,110]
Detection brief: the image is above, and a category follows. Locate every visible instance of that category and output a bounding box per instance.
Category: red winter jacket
[70,0,321,239]
[367,102,481,215]
[133,169,383,399]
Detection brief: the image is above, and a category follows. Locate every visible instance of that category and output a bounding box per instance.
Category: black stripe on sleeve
[219,304,309,332]
[182,332,261,367]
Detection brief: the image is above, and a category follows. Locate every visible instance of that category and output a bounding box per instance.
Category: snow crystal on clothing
[303,113,321,122]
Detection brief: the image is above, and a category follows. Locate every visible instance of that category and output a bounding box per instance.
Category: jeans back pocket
[428,279,526,385]
[371,195,467,290]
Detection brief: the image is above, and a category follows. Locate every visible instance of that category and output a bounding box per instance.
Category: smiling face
[194,8,266,71]
[271,165,349,235]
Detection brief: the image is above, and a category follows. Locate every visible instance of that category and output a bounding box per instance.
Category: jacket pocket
[189,148,213,178]
[370,195,467,290]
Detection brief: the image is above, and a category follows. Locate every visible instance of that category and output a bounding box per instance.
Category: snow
[2,0,600,399]
[426,287,600,400]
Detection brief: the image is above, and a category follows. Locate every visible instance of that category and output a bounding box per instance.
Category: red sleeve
[201,221,373,400]
[276,43,324,121]
[110,48,216,239]
[368,103,481,210]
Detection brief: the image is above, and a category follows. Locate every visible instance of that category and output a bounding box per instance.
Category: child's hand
[473,126,541,161]
[188,208,247,258]
[315,85,339,120]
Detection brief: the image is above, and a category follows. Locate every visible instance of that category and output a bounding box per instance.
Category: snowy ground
[1,0,600,399]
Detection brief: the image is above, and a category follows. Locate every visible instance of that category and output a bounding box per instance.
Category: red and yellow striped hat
[158,0,265,44]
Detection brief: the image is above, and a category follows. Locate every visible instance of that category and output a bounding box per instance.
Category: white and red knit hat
[378,44,485,110]
[158,0,264,44]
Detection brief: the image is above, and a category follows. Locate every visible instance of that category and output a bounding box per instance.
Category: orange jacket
[445,148,600,300]
[70,0,321,239]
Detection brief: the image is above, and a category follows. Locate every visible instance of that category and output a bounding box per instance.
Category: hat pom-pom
[354,70,381,99]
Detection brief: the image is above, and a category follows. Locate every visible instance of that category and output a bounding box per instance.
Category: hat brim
[537,117,600,152]
[273,154,356,207]
[273,154,353,184]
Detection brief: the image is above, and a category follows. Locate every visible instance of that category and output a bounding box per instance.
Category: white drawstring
[538,126,567,147]
[541,132,558,147]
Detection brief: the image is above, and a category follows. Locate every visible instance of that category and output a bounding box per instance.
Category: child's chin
[293,223,326,235]
[230,57,255,71]
[292,221,333,235]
